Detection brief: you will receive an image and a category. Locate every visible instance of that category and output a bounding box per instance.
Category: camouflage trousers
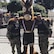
[9,37,21,54]
[38,34,49,54]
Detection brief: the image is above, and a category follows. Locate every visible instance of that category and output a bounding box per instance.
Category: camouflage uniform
[7,18,21,54]
[37,19,50,54]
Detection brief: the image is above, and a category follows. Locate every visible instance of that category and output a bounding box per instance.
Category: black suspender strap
[22,20,35,31]
[22,20,26,31]
[31,20,35,31]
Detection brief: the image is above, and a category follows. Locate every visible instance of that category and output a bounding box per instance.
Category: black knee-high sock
[30,45,34,54]
[23,45,28,54]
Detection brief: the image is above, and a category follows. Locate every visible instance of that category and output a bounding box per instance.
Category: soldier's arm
[18,16,24,20]
[8,18,15,21]
[42,20,52,37]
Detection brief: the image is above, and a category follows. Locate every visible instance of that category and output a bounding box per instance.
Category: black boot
[12,47,15,54]
[12,49,15,54]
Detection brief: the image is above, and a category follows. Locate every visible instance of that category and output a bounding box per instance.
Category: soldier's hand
[32,16,37,20]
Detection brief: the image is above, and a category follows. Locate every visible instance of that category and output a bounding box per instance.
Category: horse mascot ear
[21,0,34,19]
[21,0,33,12]
[21,0,32,8]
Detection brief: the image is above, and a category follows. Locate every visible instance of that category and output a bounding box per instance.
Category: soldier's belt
[24,30,33,33]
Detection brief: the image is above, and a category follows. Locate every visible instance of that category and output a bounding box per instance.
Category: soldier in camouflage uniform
[7,15,21,54]
[36,14,52,54]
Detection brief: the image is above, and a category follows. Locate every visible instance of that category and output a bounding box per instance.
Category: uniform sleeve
[7,21,14,31]
[42,20,52,35]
